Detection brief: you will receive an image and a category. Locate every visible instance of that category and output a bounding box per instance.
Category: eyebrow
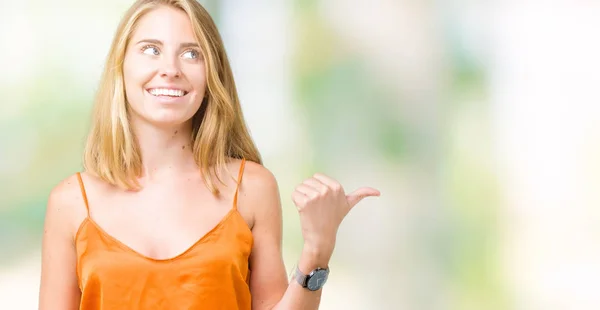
[136,39,199,49]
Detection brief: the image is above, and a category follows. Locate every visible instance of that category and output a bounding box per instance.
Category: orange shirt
[74,159,252,309]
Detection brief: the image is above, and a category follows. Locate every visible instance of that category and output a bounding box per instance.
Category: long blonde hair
[83,0,261,194]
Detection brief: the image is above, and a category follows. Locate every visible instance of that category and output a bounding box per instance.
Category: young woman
[38,0,380,309]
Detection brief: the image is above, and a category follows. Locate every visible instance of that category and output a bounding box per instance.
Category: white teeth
[149,88,186,97]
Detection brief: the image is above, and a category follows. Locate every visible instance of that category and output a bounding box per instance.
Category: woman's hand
[291,173,380,262]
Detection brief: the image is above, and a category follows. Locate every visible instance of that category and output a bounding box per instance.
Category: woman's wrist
[298,243,334,273]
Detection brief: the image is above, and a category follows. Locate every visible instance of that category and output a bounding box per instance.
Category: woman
[38,0,380,309]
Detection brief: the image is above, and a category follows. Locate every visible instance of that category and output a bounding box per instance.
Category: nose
[158,57,181,79]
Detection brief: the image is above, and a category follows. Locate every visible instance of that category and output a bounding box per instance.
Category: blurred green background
[2,1,600,309]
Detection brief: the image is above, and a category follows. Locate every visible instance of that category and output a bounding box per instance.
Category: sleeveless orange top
[74,159,253,310]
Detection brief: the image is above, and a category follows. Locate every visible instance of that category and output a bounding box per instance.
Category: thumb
[346,187,381,208]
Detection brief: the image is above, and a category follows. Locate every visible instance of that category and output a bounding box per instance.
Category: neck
[131,118,197,181]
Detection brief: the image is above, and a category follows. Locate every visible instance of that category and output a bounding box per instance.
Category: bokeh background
[1,0,600,309]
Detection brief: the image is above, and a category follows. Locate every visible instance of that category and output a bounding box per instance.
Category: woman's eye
[183,50,199,59]
[142,45,159,56]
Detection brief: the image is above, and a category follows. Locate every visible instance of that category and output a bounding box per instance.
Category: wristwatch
[293,266,330,291]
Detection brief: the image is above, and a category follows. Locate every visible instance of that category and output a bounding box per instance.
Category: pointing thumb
[346,187,380,208]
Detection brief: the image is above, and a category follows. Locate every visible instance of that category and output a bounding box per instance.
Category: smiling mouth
[146,88,189,97]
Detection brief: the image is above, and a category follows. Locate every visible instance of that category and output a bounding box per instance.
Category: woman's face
[123,5,206,127]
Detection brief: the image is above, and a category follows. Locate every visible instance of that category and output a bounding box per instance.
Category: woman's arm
[241,162,290,309]
[38,176,82,310]
[242,162,379,310]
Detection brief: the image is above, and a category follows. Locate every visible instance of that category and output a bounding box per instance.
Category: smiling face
[123,5,206,127]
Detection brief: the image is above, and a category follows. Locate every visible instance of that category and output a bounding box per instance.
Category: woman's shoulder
[230,158,278,190]
[48,171,111,211]
[232,158,281,215]
[45,173,91,237]
[47,173,86,210]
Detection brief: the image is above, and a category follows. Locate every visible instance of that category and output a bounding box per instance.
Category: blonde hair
[83,0,261,194]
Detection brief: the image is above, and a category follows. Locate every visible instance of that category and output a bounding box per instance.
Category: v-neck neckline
[76,208,238,262]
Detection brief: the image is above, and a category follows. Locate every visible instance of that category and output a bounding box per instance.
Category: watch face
[306,269,329,291]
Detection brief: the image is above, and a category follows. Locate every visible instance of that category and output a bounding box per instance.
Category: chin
[147,112,195,128]
[128,107,194,128]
